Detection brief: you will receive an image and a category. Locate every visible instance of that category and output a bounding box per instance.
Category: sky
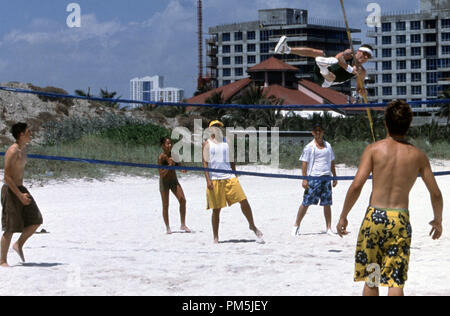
[0,0,419,99]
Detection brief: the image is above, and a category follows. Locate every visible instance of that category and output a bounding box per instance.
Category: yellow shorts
[354,206,412,288]
[206,177,247,210]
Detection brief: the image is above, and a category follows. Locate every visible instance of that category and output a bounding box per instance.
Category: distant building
[206,8,361,94]
[130,75,184,105]
[366,0,450,125]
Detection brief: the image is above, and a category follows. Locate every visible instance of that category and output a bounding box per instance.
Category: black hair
[10,122,28,140]
[160,136,171,146]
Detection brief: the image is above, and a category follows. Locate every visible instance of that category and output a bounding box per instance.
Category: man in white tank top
[202,120,263,244]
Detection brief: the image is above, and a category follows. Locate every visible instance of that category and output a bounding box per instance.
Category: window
[410,21,421,30]
[425,20,436,29]
[427,59,438,70]
[442,19,450,28]
[396,48,406,56]
[222,45,231,53]
[382,23,391,32]
[143,92,150,101]
[143,82,151,91]
[222,57,230,65]
[425,46,437,57]
[396,35,406,44]
[223,68,231,77]
[442,33,450,41]
[382,48,392,57]
[234,45,243,53]
[247,31,256,40]
[397,60,406,70]
[411,34,421,43]
[411,60,421,69]
[441,58,450,68]
[397,86,407,95]
[260,43,270,53]
[425,33,437,42]
[411,73,422,82]
[382,74,392,83]
[396,21,406,31]
[234,56,243,65]
[247,55,256,64]
[411,47,421,56]
[397,73,406,82]
[382,87,392,96]
[223,80,231,85]
[234,32,243,41]
[382,61,392,70]
[222,33,230,41]
[427,72,438,84]
[412,86,422,95]
[442,46,450,55]
[427,85,440,97]
[234,68,243,76]
[382,36,392,45]
[247,44,256,52]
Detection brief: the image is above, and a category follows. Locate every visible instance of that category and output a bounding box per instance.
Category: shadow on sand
[220,239,258,244]
[19,262,64,268]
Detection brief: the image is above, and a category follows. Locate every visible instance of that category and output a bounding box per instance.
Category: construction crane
[197,0,211,91]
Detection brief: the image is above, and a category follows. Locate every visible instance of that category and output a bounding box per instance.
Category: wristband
[346,65,354,73]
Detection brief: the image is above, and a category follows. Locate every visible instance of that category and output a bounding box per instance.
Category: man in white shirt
[292,123,338,236]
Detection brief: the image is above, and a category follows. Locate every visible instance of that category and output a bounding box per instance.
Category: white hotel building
[130,75,184,105]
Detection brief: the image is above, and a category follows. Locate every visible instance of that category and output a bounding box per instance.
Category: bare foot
[250,226,263,239]
[13,242,25,263]
[213,238,219,244]
[166,228,172,235]
[1,262,10,268]
[180,225,192,233]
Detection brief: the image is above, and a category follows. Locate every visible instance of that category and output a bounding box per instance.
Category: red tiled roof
[262,84,320,107]
[298,79,384,111]
[247,57,298,72]
[186,78,252,106]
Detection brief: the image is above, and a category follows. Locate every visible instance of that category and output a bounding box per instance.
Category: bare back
[369,138,426,209]
[4,144,27,187]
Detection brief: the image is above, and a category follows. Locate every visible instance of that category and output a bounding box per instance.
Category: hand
[20,193,32,206]
[357,88,367,97]
[337,217,349,238]
[207,180,214,191]
[181,169,187,174]
[167,158,176,166]
[302,180,309,190]
[333,180,338,188]
[429,220,443,240]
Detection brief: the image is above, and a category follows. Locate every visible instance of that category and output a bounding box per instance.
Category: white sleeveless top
[207,139,234,180]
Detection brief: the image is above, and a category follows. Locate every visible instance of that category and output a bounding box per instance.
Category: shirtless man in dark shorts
[1,123,43,267]
[336,100,443,296]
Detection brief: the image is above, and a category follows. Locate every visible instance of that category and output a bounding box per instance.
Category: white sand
[0,163,448,296]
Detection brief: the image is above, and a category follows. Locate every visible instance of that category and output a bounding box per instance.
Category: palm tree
[74,87,91,97]
[203,91,233,121]
[232,85,282,128]
[99,88,121,109]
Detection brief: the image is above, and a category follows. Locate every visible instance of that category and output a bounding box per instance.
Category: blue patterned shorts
[302,179,333,206]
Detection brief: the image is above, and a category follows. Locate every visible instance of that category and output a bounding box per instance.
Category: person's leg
[160,190,171,234]
[239,199,263,238]
[323,205,332,232]
[294,204,309,228]
[388,287,404,296]
[212,209,221,244]
[171,184,190,232]
[291,47,325,58]
[1,232,13,267]
[363,284,380,296]
[13,224,40,263]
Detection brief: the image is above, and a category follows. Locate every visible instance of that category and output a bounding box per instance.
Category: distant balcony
[206,37,217,45]
[207,58,218,68]
[207,47,218,56]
